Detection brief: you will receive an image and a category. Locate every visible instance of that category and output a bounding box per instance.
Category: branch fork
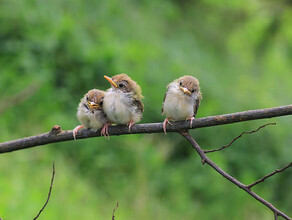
[180,127,291,220]
[0,105,292,219]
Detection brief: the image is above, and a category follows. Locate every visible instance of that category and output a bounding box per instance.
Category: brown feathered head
[83,89,105,110]
[104,74,144,99]
[175,75,201,96]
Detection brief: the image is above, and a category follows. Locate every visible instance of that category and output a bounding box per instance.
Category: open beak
[180,86,191,95]
[104,75,117,88]
[87,101,99,109]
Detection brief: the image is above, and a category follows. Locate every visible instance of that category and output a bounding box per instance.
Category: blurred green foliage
[0,0,292,219]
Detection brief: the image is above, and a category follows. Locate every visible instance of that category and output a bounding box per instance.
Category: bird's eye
[119,83,124,87]
[179,82,182,86]
[100,101,103,105]
[86,96,89,101]
[191,89,195,93]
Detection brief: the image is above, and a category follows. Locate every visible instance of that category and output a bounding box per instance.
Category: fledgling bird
[162,75,202,134]
[103,74,144,131]
[73,89,109,140]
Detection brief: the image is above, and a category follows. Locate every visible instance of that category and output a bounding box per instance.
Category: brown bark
[0,105,292,153]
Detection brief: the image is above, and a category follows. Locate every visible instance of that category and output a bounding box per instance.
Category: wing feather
[133,98,144,119]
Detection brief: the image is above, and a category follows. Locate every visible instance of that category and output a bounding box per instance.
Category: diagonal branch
[33,162,56,220]
[112,202,119,220]
[204,123,276,153]
[247,162,292,189]
[0,105,292,154]
[180,132,291,220]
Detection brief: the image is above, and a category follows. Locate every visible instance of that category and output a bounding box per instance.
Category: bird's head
[104,74,143,99]
[176,75,200,96]
[83,89,105,110]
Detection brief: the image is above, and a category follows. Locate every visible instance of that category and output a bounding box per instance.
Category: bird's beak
[180,86,191,95]
[104,75,118,88]
[87,101,99,109]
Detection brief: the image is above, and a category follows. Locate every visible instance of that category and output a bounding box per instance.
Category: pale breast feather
[163,85,195,120]
[103,90,138,124]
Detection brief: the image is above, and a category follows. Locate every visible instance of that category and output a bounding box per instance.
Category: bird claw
[101,123,111,139]
[163,118,171,135]
[127,121,135,132]
[186,117,195,128]
[73,125,85,140]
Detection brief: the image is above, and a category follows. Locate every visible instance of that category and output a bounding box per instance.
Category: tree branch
[33,162,55,220]
[247,162,292,189]
[204,123,276,153]
[0,105,292,153]
[112,202,119,220]
[180,132,291,220]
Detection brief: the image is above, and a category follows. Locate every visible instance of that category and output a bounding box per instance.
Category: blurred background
[0,0,292,219]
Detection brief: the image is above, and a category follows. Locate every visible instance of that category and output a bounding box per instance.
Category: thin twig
[1,105,292,154]
[33,162,56,220]
[204,123,276,153]
[112,202,119,220]
[180,132,291,220]
[247,162,292,189]
[275,212,278,220]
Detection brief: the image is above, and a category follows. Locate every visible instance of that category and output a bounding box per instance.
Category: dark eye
[179,82,182,86]
[86,96,89,101]
[100,101,103,105]
[191,89,195,93]
[119,83,124,87]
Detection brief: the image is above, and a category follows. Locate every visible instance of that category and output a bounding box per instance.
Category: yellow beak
[87,101,99,109]
[104,75,118,88]
[180,86,191,95]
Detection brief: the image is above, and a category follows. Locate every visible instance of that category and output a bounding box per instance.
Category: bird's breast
[77,103,106,130]
[103,91,137,124]
[163,88,195,120]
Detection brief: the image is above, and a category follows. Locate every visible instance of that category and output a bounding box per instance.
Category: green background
[0,0,292,219]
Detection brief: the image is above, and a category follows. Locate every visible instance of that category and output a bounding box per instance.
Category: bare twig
[112,202,119,220]
[0,105,292,153]
[247,162,292,189]
[33,162,56,220]
[204,123,276,153]
[275,213,278,220]
[180,132,291,220]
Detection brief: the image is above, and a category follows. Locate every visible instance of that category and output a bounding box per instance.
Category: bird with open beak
[103,74,144,131]
[73,89,109,140]
[162,75,202,134]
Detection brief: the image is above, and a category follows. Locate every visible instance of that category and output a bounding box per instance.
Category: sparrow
[103,74,144,131]
[162,75,202,134]
[73,89,109,140]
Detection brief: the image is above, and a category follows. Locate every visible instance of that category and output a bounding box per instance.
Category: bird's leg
[186,116,195,128]
[73,125,85,140]
[163,118,172,134]
[127,121,135,132]
[101,123,111,139]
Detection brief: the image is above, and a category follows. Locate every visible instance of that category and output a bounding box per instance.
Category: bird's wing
[193,93,202,117]
[133,98,144,118]
[161,88,168,114]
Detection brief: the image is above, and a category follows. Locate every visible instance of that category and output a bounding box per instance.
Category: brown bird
[103,74,144,131]
[73,89,109,140]
[162,75,202,134]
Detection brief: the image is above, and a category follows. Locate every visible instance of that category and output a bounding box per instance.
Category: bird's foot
[186,117,195,128]
[101,123,111,139]
[163,118,172,134]
[127,121,135,132]
[73,125,85,140]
